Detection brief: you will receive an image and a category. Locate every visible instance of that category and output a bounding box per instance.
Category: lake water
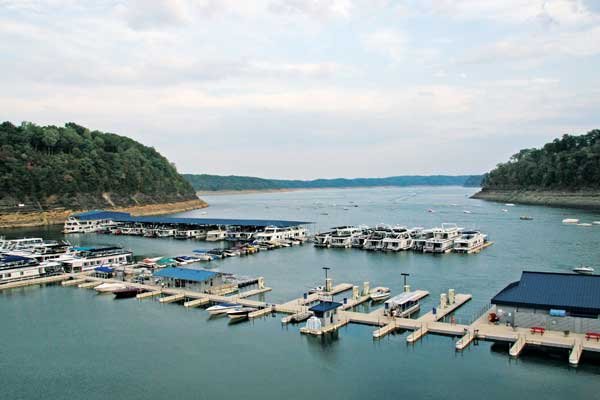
[2,186,600,400]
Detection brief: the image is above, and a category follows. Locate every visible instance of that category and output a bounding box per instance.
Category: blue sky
[2,0,600,178]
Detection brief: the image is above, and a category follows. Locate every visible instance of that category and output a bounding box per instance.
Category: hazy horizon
[2,1,600,179]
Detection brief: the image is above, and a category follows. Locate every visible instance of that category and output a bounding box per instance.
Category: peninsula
[0,121,206,228]
[473,129,600,209]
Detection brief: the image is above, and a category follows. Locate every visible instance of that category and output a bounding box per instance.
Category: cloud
[361,29,407,61]
[463,25,600,64]
[268,0,354,19]
[119,0,189,30]
[408,0,598,27]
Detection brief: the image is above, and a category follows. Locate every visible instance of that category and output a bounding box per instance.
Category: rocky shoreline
[0,198,207,229]
[472,189,600,209]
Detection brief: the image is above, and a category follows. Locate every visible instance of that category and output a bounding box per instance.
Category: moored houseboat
[453,231,487,254]
[423,223,461,254]
[383,291,422,317]
[381,227,413,251]
[60,246,133,273]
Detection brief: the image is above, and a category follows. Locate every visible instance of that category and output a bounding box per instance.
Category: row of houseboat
[0,229,301,285]
[64,215,308,246]
[313,224,489,254]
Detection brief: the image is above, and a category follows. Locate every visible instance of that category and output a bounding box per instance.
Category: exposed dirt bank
[0,199,207,229]
[472,189,600,210]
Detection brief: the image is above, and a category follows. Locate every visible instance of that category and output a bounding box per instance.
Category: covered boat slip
[72,210,313,229]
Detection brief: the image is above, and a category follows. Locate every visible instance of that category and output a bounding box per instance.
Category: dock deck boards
[6,273,600,366]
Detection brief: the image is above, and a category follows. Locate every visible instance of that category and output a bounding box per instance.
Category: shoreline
[472,189,600,210]
[0,198,207,229]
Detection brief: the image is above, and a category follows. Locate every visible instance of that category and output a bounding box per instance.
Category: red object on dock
[530,327,545,335]
[585,332,600,341]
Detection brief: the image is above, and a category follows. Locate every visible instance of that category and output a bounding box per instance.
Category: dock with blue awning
[71,210,312,228]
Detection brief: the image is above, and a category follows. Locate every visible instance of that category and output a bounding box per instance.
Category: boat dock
[455,305,600,366]
[3,272,600,366]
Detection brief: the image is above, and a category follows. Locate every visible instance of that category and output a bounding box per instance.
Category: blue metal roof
[153,267,217,282]
[115,215,311,228]
[95,266,114,273]
[492,271,600,314]
[72,210,311,227]
[73,210,132,221]
[309,301,342,313]
[0,255,36,263]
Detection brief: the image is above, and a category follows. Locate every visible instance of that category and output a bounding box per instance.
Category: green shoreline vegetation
[473,129,600,209]
[184,174,483,192]
[0,121,200,214]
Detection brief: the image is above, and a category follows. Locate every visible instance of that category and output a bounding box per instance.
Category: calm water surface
[2,187,600,400]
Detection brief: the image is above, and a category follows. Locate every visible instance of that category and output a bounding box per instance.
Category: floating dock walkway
[4,273,600,366]
[454,305,600,366]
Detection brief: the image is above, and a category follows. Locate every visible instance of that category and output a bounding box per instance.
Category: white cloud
[268,0,354,19]
[463,25,600,64]
[361,29,408,61]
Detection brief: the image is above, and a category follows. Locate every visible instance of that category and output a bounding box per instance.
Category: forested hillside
[0,121,198,212]
[184,174,482,191]
[481,130,600,190]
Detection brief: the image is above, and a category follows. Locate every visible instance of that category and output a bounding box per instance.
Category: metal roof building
[492,271,600,316]
[72,210,312,228]
[309,301,342,313]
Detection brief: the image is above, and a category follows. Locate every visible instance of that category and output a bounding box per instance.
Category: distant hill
[0,121,199,213]
[474,129,600,208]
[184,174,483,192]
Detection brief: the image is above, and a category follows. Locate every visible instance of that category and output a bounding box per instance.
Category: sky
[1,0,600,179]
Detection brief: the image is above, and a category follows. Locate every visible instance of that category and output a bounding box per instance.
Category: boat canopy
[385,291,422,307]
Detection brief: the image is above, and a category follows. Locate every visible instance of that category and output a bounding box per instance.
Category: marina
[2,187,600,400]
[3,264,600,366]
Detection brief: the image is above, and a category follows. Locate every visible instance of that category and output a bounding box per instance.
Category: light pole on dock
[401,272,410,289]
[322,266,330,291]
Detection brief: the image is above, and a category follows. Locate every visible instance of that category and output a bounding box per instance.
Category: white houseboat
[381,227,414,251]
[254,226,306,244]
[411,228,433,252]
[363,226,393,251]
[60,246,133,273]
[62,211,126,233]
[383,291,422,317]
[0,237,45,253]
[206,229,227,241]
[314,231,333,247]
[329,226,363,248]
[423,223,461,254]
[453,231,487,253]
[0,254,60,284]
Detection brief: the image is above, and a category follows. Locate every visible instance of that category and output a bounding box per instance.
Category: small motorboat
[573,266,594,275]
[226,307,258,320]
[370,290,391,302]
[114,287,145,299]
[562,218,579,224]
[501,209,508,212]
[95,282,127,293]
[207,302,240,315]
[520,216,533,220]
[282,311,313,323]
[427,209,435,213]
[308,285,324,295]
[505,203,515,207]
[578,223,593,227]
